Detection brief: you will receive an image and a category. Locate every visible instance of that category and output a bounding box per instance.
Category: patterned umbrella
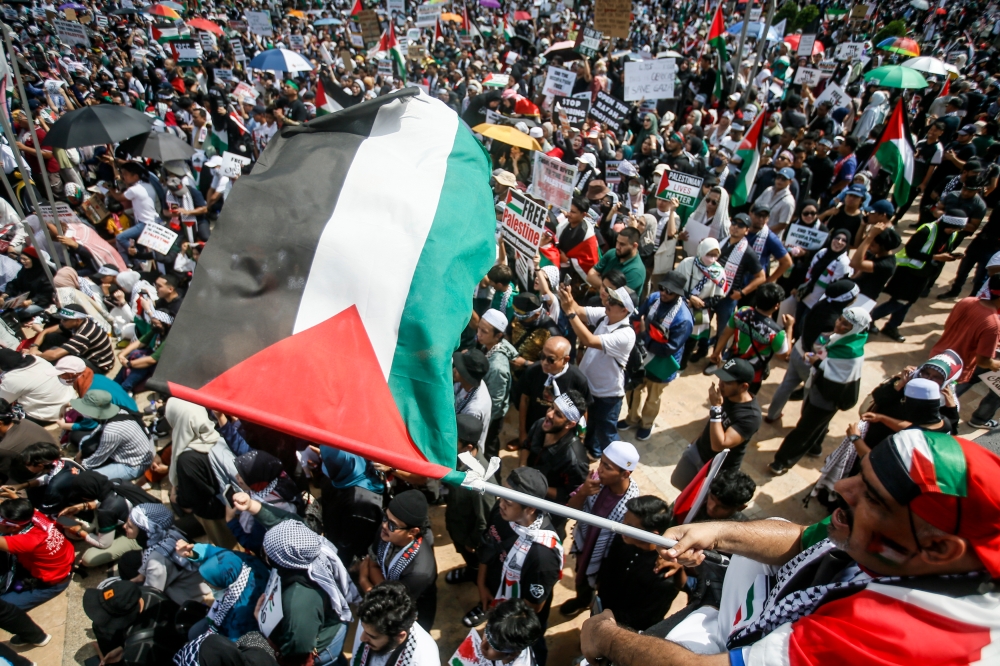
[877,37,920,57]
[145,3,182,19]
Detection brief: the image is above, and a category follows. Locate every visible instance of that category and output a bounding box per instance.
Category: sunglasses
[382,512,407,533]
[706,199,720,205]
[801,210,817,216]
[542,354,559,364]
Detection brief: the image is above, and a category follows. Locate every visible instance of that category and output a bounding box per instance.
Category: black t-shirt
[518,362,593,430]
[807,114,835,138]
[940,191,988,223]
[827,209,864,245]
[479,502,562,607]
[596,535,679,631]
[694,396,762,471]
[369,529,438,628]
[934,141,977,187]
[855,254,896,300]
[155,295,183,319]
[807,155,835,199]
[719,238,763,290]
[287,98,309,122]
[783,108,808,130]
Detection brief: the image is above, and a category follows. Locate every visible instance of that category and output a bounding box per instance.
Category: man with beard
[587,227,646,293]
[354,582,439,666]
[33,304,115,373]
[516,338,591,452]
[580,431,1000,665]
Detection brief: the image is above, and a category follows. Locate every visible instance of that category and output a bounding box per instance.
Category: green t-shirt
[490,284,517,323]
[138,330,166,362]
[728,307,787,360]
[594,250,646,293]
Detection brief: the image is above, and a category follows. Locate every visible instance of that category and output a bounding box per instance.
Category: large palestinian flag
[868,99,914,205]
[149,90,496,482]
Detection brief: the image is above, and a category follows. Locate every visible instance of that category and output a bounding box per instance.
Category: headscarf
[800,229,852,299]
[200,549,268,637]
[0,349,35,372]
[53,267,79,289]
[116,269,157,321]
[320,447,384,494]
[801,279,858,351]
[852,90,890,140]
[129,503,195,570]
[166,398,222,488]
[684,187,731,256]
[262,520,360,622]
[633,112,660,149]
[233,450,298,533]
[538,265,560,292]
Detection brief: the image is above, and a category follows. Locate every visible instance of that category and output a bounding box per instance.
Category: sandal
[446,567,470,585]
[462,604,487,627]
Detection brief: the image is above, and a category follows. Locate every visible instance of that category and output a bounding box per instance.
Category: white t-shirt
[124,182,158,226]
[578,307,636,398]
[350,621,440,666]
[0,358,75,422]
[455,379,491,450]
[254,122,278,153]
[209,168,233,201]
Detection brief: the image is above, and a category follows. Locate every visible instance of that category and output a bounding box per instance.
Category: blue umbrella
[248,48,314,72]
[726,21,782,42]
[314,17,343,25]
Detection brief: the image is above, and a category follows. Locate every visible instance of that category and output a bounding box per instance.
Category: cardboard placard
[850,3,870,19]
[575,27,602,57]
[793,67,823,86]
[137,224,179,255]
[554,95,590,128]
[604,159,622,185]
[257,569,284,637]
[215,68,234,82]
[796,34,817,57]
[785,223,829,251]
[530,151,577,212]
[199,31,217,53]
[231,40,246,60]
[814,82,848,109]
[502,189,546,287]
[623,58,675,101]
[416,2,443,26]
[834,41,865,61]
[655,170,703,207]
[229,19,248,31]
[594,0,631,38]
[232,82,259,104]
[357,9,382,46]
[542,66,577,98]
[289,34,305,49]
[95,15,108,28]
[53,18,90,48]
[220,151,251,178]
[246,10,273,37]
[172,39,203,64]
[590,91,629,131]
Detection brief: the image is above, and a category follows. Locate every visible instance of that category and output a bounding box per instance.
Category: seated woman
[54,355,137,448]
[52,267,114,333]
[1,247,54,312]
[228,450,301,556]
[120,503,212,607]
[0,349,75,427]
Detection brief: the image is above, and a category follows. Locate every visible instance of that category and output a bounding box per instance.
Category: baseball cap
[712,357,755,384]
[576,153,597,168]
[958,124,977,135]
[751,202,771,215]
[776,167,795,180]
[731,212,751,228]
[506,466,549,500]
[204,155,223,168]
[83,579,142,634]
[870,199,895,216]
[453,349,490,385]
[846,183,868,197]
[818,138,833,148]
[457,413,484,445]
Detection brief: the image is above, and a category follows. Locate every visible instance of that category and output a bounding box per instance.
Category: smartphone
[562,273,573,286]
[224,484,236,508]
[84,657,101,666]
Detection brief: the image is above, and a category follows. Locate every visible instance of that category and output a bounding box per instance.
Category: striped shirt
[61,318,115,373]
[81,413,153,470]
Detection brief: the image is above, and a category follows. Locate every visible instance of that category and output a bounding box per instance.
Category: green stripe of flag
[387,121,495,485]
[924,431,968,497]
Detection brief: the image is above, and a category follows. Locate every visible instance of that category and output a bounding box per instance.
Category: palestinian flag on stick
[315,73,361,115]
[377,24,406,79]
[731,111,765,207]
[708,4,728,62]
[868,99,914,205]
[434,17,444,44]
[149,90,496,482]
[350,0,363,15]
[671,450,728,524]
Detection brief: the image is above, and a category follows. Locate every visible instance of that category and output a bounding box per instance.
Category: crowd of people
[0,0,993,664]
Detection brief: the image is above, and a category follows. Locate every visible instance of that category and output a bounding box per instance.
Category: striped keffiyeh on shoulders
[819,307,870,385]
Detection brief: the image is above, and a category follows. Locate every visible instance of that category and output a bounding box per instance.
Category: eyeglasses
[706,199,719,206]
[801,210,817,216]
[382,512,406,533]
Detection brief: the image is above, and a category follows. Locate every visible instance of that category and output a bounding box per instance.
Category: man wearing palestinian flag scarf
[581,430,1000,666]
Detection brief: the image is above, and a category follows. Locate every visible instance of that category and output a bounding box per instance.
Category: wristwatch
[566,312,578,320]
[847,434,862,443]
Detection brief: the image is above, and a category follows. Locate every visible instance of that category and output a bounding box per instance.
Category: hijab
[129,503,195,570]
[234,449,299,533]
[684,187,731,255]
[197,634,277,666]
[321,447,385,494]
[853,90,890,140]
[801,228,851,297]
[53,267,79,289]
[166,398,222,488]
[801,279,859,351]
[0,349,35,372]
[634,112,659,149]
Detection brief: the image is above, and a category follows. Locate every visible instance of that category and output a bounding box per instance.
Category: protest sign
[850,3,870,18]
[605,160,622,185]
[749,7,762,21]
[232,82,259,105]
[257,569,284,637]
[172,40,203,65]
[797,34,817,57]
[387,0,405,13]
[221,151,252,179]
[502,190,547,287]
[785,223,830,251]
[231,40,246,60]
[2,7,17,21]
[655,170,703,207]
[834,41,865,61]
[95,15,108,28]
[378,58,394,79]
[981,371,1000,398]
[543,66,577,98]
[590,91,629,131]
[815,82,848,109]
[554,95,590,128]
[246,10,273,36]
[38,202,82,228]
[229,19,247,31]
[484,109,502,125]
[289,34,305,49]
[357,10,381,46]
[531,152,577,212]
[793,67,823,86]
[350,33,365,47]
[416,3,442,26]
[198,31,217,52]
[594,0,631,38]
[53,19,90,48]
[575,27,602,57]
[215,68,234,82]
[624,59,675,101]
[137,224,179,255]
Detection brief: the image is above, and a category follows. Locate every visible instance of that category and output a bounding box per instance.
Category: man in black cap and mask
[468,467,562,666]
[445,414,495,586]
[358,489,438,630]
[454,349,492,453]
[509,293,563,372]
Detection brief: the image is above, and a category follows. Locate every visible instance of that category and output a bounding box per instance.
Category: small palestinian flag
[377,24,406,79]
[731,111,765,207]
[434,17,444,44]
[350,0,363,15]
[503,15,515,42]
[868,100,914,211]
[149,90,495,483]
[151,23,182,42]
[671,450,728,524]
[707,3,728,62]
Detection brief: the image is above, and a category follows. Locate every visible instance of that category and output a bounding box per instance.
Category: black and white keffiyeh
[173,630,212,666]
[129,503,194,571]
[807,421,867,506]
[206,562,252,629]
[376,536,424,581]
[352,623,419,666]
[262,519,360,622]
[571,479,640,581]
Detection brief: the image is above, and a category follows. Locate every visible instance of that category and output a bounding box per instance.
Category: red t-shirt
[4,511,74,584]
[20,129,59,174]
[932,297,1000,384]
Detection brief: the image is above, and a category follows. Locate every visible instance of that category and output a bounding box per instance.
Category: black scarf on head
[233,449,297,502]
[0,349,34,372]
[800,228,852,299]
[800,279,857,351]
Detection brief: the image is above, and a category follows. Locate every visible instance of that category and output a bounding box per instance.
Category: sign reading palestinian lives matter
[543,66,577,98]
[590,91,630,131]
[624,59,675,101]
[357,9,382,46]
[246,10,273,37]
[575,27,602,57]
[815,82,848,109]
[796,33,817,57]
[594,0,631,38]
[793,67,823,86]
[655,170,704,207]
[220,151,252,179]
[531,151,578,212]
[503,190,547,287]
[605,160,622,185]
[834,41,865,60]
[554,95,590,128]
[53,19,90,48]
[416,3,442,26]
[137,223,180,255]
[785,223,830,251]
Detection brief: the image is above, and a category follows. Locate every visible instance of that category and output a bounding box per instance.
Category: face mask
[712,157,724,167]
[58,377,73,386]
[628,186,641,196]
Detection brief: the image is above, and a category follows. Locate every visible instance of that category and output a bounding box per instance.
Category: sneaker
[636,427,652,441]
[703,364,718,375]
[767,461,789,476]
[616,420,632,430]
[937,289,961,300]
[880,327,906,343]
[9,634,51,647]
[968,418,1000,429]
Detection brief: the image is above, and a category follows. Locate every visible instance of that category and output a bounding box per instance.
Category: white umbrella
[909,0,930,9]
[901,56,959,77]
[656,50,684,59]
[247,48,314,73]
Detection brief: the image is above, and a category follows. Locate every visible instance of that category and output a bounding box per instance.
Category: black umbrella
[41,105,153,149]
[120,131,195,162]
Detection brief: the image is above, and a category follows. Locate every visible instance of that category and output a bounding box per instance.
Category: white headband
[609,286,635,314]
[553,392,582,423]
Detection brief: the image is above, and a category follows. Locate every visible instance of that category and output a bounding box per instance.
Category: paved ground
[1,206,992,666]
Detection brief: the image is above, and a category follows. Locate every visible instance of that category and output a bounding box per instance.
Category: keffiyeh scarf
[376,536,424,581]
[206,562,252,630]
[722,238,748,295]
[497,515,563,601]
[130,503,195,571]
[352,623,419,666]
[173,630,212,666]
[572,480,640,581]
[807,420,867,506]
[751,227,770,256]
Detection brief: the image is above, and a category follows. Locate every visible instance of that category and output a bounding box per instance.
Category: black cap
[506,466,549,500]
[453,349,490,385]
[513,292,541,311]
[658,271,687,296]
[83,579,142,634]
[751,202,771,215]
[457,413,484,444]
[387,489,428,529]
[712,357,755,384]
[731,213,751,227]
[958,124,977,135]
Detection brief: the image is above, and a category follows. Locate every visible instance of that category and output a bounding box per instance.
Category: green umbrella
[862,65,929,89]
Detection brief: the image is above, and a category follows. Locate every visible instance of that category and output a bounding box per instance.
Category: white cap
[731,123,745,132]
[577,153,597,168]
[515,121,529,134]
[603,440,639,471]
[205,155,223,168]
[529,126,544,138]
[904,377,941,401]
[481,308,508,334]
